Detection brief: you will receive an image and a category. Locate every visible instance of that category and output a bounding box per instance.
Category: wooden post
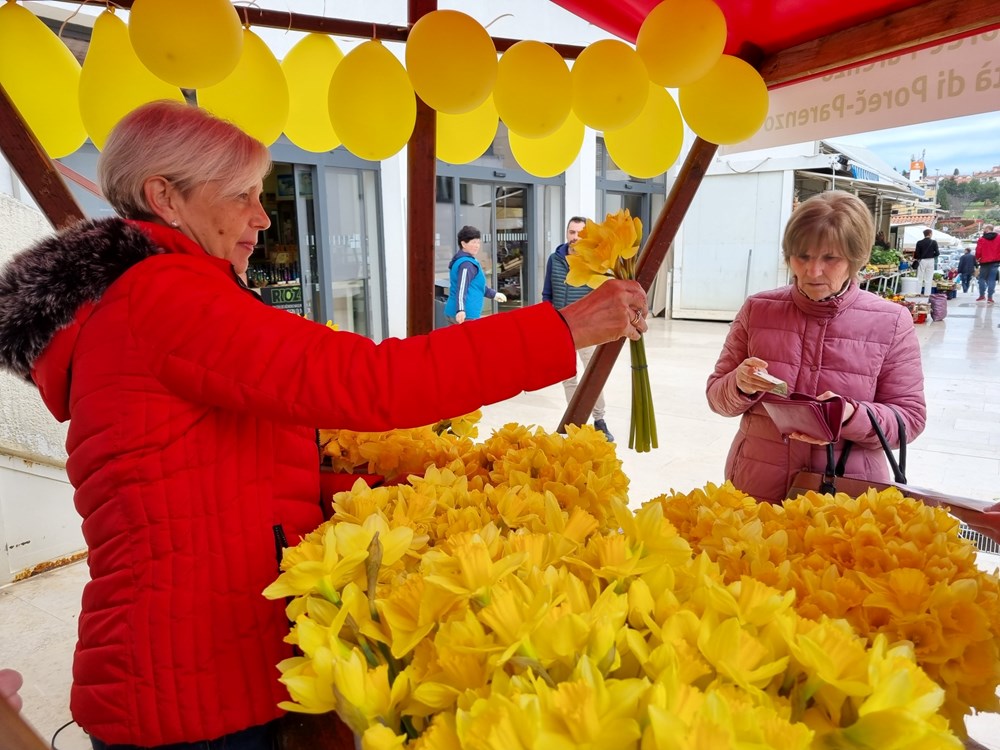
[0,83,84,230]
[558,136,720,431]
[406,0,438,336]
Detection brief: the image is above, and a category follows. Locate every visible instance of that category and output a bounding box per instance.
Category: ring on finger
[630,309,642,326]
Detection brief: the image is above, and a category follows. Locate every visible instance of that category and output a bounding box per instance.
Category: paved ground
[2,292,999,748]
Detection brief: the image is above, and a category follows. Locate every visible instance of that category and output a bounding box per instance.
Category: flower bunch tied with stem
[566,209,657,452]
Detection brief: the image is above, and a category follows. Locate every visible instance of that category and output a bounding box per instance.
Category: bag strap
[862,405,907,484]
[822,445,838,495]
[826,405,907,487]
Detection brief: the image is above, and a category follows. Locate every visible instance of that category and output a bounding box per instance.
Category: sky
[831,111,1000,178]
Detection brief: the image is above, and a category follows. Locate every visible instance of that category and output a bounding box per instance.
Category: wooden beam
[0,698,50,750]
[54,162,102,199]
[760,0,1000,87]
[0,84,84,230]
[406,0,438,337]
[44,0,587,60]
[558,137,720,431]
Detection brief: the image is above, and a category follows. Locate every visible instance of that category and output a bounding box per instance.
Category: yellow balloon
[0,2,85,158]
[330,40,416,161]
[605,85,682,179]
[679,55,769,145]
[571,40,648,132]
[129,0,242,89]
[199,30,288,146]
[406,10,496,114]
[509,114,584,178]
[437,96,498,164]
[282,34,344,153]
[637,0,727,87]
[495,41,570,139]
[79,11,184,150]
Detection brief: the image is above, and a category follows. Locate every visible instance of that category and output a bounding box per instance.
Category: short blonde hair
[98,100,272,220]
[782,191,875,277]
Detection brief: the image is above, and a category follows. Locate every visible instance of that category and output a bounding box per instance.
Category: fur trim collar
[0,217,164,380]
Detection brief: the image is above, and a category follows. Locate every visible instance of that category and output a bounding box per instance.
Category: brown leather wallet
[761,393,846,442]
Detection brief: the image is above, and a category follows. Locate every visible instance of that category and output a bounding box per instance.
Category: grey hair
[782,191,875,277]
[98,100,272,220]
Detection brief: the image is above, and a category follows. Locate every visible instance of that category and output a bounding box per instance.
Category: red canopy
[552,0,999,86]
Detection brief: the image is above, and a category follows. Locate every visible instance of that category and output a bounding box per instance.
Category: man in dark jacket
[913,228,939,295]
[975,224,1000,303]
[542,216,614,442]
[956,248,977,294]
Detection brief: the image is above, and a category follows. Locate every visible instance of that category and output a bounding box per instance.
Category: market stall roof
[552,0,999,85]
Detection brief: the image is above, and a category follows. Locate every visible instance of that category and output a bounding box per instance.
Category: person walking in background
[975,224,1000,303]
[956,247,977,294]
[542,216,614,442]
[913,228,939,295]
[444,225,506,324]
[706,191,925,505]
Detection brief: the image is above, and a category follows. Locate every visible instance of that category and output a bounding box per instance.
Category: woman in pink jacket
[707,191,926,504]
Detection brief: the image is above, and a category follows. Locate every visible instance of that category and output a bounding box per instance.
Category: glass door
[323,166,384,338]
[450,181,529,318]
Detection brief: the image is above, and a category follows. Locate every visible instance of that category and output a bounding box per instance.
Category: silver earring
[170,220,179,228]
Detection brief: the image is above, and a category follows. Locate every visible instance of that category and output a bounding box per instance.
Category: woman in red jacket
[0,101,647,750]
[706,191,926,505]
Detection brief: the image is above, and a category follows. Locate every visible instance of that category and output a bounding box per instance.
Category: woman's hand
[734,357,773,395]
[817,390,856,423]
[560,279,648,349]
[790,392,855,445]
[0,668,23,713]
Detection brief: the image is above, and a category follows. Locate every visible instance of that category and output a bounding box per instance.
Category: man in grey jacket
[542,216,614,442]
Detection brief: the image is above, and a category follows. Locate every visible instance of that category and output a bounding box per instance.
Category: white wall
[671,171,787,320]
[0,191,81,583]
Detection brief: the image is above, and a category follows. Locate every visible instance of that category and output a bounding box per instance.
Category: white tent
[902,225,964,250]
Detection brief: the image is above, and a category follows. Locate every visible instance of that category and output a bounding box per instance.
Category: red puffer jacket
[975,231,1000,264]
[0,219,575,746]
[706,283,926,504]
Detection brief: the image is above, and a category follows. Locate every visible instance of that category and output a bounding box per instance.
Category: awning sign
[725,31,1000,154]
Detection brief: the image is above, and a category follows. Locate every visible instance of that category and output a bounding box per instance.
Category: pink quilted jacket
[707,283,926,504]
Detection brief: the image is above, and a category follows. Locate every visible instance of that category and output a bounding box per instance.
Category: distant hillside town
[889,154,1000,241]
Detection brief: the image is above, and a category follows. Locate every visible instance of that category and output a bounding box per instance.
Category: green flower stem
[628,334,657,453]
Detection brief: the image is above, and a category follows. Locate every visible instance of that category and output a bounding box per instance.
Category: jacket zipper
[272,524,289,569]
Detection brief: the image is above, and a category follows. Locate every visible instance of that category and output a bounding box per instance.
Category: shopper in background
[956,247,977,294]
[0,100,648,750]
[913,228,939,295]
[707,191,926,504]
[975,224,1000,303]
[542,216,614,442]
[443,225,506,323]
[0,668,23,713]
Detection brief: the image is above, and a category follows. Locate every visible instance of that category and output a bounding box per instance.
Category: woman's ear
[142,176,179,225]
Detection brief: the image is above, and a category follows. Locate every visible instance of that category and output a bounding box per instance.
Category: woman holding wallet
[706,191,926,504]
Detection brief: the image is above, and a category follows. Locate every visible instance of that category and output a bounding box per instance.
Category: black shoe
[593,419,614,443]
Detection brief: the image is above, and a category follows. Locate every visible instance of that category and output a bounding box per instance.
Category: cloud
[833,112,1000,176]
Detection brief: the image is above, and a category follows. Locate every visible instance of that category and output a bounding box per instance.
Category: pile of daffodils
[266,422,999,748]
[652,483,1000,730]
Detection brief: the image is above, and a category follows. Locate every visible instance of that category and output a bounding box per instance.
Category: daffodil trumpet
[567,209,658,451]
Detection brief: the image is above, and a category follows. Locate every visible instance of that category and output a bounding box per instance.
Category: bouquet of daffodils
[566,210,657,452]
[261,423,1000,748]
